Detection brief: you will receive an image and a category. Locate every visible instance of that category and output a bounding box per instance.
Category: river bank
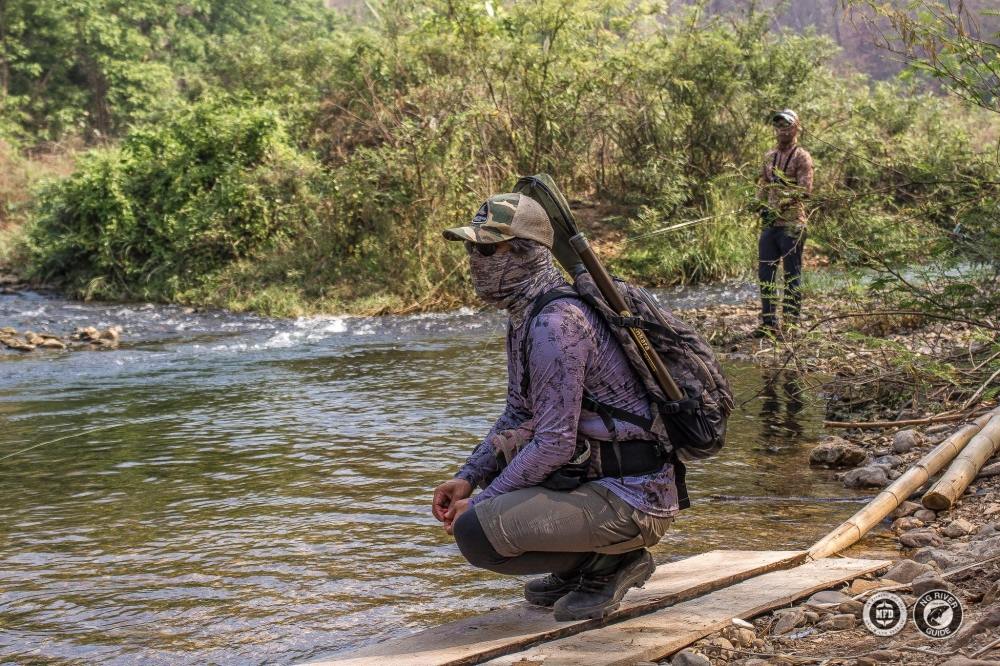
[662,411,1000,666]
[657,298,1000,665]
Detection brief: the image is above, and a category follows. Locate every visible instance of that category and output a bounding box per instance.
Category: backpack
[513,174,734,506]
[522,275,734,464]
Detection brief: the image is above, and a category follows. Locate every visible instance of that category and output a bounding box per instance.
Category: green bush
[27,99,324,301]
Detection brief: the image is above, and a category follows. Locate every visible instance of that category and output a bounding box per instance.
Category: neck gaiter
[469,240,566,324]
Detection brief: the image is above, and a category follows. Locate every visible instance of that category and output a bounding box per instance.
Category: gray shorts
[473,482,673,558]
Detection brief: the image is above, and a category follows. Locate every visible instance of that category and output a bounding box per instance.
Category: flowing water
[0,283,870,665]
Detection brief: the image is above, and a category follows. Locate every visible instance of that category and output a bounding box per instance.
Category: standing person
[756,109,814,336]
[430,193,679,622]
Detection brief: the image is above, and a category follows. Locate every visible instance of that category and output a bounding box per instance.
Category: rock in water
[893,429,921,453]
[810,437,867,468]
[913,509,937,523]
[1,336,35,351]
[73,326,100,341]
[842,465,889,488]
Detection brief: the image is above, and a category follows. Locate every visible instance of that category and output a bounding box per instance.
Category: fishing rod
[514,174,684,401]
[0,415,173,463]
[625,207,749,243]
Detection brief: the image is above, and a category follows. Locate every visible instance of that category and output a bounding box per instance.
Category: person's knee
[453,508,506,570]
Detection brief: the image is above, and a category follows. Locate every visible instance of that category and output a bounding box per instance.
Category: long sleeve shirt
[455,297,680,518]
[757,144,814,226]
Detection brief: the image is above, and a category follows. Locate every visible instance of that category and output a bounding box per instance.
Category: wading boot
[524,572,581,607]
[552,549,655,621]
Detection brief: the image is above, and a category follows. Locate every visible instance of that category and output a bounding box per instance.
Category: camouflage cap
[442,193,554,248]
[771,109,800,127]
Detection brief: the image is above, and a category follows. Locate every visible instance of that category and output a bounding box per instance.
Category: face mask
[469,241,555,310]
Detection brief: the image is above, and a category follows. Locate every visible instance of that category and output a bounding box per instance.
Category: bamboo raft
[311,408,1000,666]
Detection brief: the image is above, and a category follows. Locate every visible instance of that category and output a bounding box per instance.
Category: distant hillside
[324,0,1000,81]
[690,0,1000,80]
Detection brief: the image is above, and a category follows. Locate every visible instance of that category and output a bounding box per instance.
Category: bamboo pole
[807,409,998,561]
[922,412,1000,511]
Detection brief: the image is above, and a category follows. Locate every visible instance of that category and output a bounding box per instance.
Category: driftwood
[807,409,998,560]
[923,412,1000,511]
[824,410,984,430]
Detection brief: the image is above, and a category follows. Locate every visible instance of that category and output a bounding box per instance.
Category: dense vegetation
[0,0,997,317]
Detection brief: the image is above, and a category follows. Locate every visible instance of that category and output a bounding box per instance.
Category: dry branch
[824,410,983,429]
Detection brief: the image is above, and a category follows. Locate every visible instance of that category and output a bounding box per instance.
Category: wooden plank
[310,550,805,666]
[484,556,891,666]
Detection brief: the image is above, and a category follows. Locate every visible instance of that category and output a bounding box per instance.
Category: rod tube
[569,233,684,401]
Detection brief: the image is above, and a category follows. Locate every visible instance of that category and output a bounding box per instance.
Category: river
[0,283,868,665]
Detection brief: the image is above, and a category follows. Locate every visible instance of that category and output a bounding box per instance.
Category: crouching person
[431,193,681,621]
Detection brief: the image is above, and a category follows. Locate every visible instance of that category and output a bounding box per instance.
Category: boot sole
[524,582,579,607]
[524,591,565,608]
[552,556,655,621]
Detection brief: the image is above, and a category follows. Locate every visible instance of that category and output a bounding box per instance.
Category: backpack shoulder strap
[521,285,656,437]
[782,145,800,172]
[519,286,582,399]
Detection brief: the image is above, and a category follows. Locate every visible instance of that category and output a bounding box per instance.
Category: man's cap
[442,193,554,248]
[771,109,800,126]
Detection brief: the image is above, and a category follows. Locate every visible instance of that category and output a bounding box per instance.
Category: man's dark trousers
[758,225,805,327]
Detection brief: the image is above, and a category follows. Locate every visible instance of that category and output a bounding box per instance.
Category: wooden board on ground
[484,556,890,666]
[310,550,805,666]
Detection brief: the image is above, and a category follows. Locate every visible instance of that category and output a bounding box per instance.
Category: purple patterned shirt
[456,288,680,518]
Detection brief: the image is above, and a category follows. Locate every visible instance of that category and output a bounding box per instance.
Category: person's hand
[443,498,472,535]
[431,478,472,522]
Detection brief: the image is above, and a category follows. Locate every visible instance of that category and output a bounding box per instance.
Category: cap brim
[442,226,515,243]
